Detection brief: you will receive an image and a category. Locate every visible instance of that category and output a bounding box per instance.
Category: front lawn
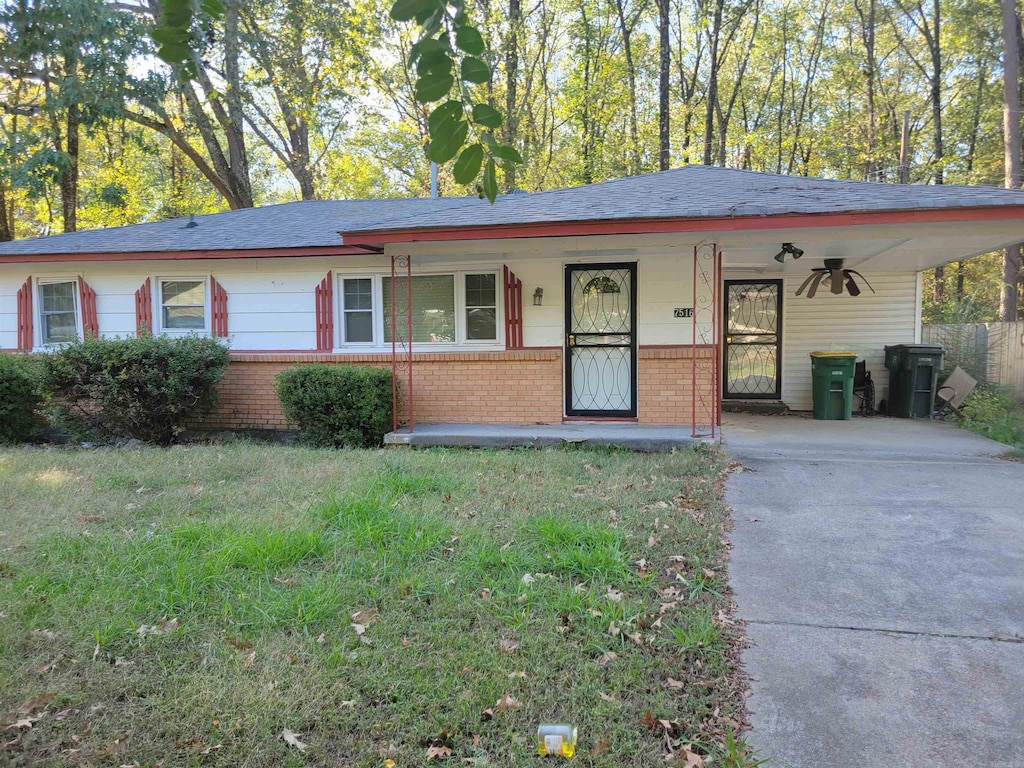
[0,443,753,767]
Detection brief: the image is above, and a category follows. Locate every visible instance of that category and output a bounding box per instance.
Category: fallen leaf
[97,735,129,758]
[647,535,661,547]
[281,729,307,753]
[426,744,452,761]
[520,573,536,585]
[605,587,624,603]
[227,638,253,651]
[35,655,64,675]
[351,608,378,626]
[507,670,527,679]
[339,700,355,708]
[586,734,611,757]
[607,621,620,637]
[4,719,35,731]
[53,708,78,722]
[385,760,396,768]
[499,638,519,654]
[494,693,521,711]
[664,677,685,689]
[679,745,705,767]
[598,692,619,704]
[351,623,367,636]
[597,651,618,667]
[16,693,55,715]
[242,650,256,669]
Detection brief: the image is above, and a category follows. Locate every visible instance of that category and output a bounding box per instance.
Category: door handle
[567,335,575,347]
[726,336,732,344]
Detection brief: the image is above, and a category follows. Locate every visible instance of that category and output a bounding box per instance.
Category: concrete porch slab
[384,422,710,451]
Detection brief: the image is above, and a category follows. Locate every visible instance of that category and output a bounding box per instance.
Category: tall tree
[656,0,670,170]
[1001,0,1022,321]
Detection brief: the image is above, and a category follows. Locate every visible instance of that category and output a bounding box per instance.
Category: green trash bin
[884,344,944,418]
[809,352,858,420]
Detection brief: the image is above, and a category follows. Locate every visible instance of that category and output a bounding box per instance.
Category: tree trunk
[703,0,724,166]
[612,0,640,174]
[0,184,13,242]
[60,101,79,233]
[1002,0,1022,321]
[505,0,521,188]
[657,0,670,170]
[855,0,877,179]
[221,0,253,207]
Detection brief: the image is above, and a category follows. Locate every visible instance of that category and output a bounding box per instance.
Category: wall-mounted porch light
[533,287,544,306]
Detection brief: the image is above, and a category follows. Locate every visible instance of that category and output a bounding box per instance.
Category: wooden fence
[922,321,1024,398]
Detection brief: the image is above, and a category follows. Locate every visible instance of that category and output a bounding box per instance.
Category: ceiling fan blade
[846,270,876,294]
[830,268,844,294]
[806,272,826,299]
[846,273,862,297]
[795,271,818,296]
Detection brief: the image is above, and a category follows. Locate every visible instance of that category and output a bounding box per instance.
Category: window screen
[40,281,78,344]
[382,275,455,343]
[161,280,205,330]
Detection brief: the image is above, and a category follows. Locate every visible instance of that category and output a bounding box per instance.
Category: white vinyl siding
[781,272,919,410]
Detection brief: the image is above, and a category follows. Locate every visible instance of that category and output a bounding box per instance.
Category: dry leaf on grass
[597,651,618,667]
[663,678,686,690]
[598,692,619,704]
[242,651,256,669]
[53,709,78,722]
[281,729,307,753]
[605,587,624,602]
[227,637,253,651]
[34,655,64,675]
[426,744,452,761]
[16,693,55,715]
[507,670,527,679]
[678,745,705,767]
[498,638,519,653]
[520,573,536,585]
[339,699,356,708]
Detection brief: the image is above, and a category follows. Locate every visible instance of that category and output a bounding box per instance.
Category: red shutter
[135,278,153,336]
[503,265,524,350]
[210,276,228,338]
[78,276,98,338]
[315,271,334,351]
[16,277,32,351]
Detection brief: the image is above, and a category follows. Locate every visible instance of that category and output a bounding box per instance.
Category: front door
[723,280,782,399]
[565,263,638,417]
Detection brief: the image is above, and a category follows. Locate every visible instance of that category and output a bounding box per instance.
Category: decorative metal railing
[691,243,722,438]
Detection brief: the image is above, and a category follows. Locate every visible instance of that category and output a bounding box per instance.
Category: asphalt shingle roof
[0,198,470,256]
[2,166,1022,257]
[339,166,1024,235]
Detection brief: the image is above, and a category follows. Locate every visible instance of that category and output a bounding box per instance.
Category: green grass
[957,384,1024,452]
[0,442,757,767]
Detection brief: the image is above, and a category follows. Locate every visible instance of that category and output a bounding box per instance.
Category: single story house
[2,166,1023,437]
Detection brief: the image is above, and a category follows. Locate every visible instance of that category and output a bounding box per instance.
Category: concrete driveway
[724,414,1024,768]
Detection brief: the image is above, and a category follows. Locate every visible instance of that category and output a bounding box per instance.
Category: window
[342,277,374,343]
[465,273,497,341]
[39,281,79,345]
[160,279,206,331]
[383,275,456,343]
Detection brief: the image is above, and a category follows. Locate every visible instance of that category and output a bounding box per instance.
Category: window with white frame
[38,280,80,345]
[465,273,497,340]
[341,277,374,344]
[378,272,498,345]
[159,279,207,332]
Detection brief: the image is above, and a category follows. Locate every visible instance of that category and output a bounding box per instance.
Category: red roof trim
[0,245,367,264]
[341,205,1024,245]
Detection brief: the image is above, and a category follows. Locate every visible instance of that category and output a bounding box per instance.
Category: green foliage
[39,335,230,446]
[0,354,42,444]
[275,364,394,448]
[390,0,524,201]
[960,384,1024,449]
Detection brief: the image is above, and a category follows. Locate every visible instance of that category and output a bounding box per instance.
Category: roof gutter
[340,205,1024,247]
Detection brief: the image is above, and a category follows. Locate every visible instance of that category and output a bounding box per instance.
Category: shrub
[961,384,1024,449]
[0,353,42,443]
[40,335,230,445]
[276,364,393,448]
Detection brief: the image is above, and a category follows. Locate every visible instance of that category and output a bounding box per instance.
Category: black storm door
[723,280,783,399]
[564,263,638,417]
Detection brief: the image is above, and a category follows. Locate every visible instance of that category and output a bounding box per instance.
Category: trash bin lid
[809,351,857,358]
[884,344,943,354]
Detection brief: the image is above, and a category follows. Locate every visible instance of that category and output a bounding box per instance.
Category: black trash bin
[884,344,944,418]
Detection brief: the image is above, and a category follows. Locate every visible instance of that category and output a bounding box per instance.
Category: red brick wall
[201,346,715,431]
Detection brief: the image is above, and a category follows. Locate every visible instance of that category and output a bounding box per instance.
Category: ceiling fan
[795,258,875,298]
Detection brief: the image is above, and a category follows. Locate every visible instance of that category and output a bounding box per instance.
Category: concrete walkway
[384,422,704,451]
[724,414,1024,768]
